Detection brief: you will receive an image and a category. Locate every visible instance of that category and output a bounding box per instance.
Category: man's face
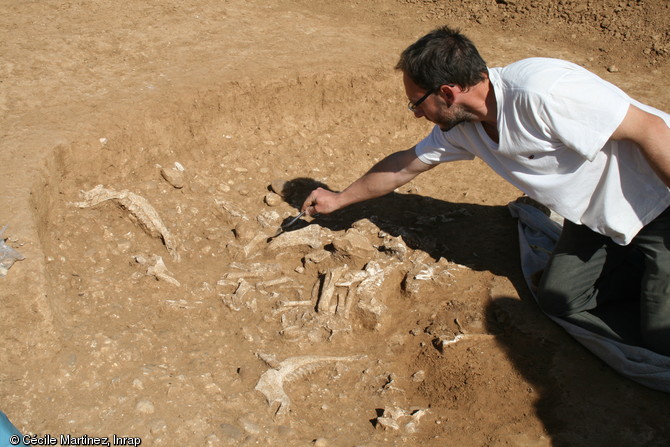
[402,72,473,132]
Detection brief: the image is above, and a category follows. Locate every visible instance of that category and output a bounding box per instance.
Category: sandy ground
[1,1,670,446]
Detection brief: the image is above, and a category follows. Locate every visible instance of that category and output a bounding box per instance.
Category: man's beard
[436,105,477,132]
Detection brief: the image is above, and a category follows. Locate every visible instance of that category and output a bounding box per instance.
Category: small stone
[607,65,619,73]
[219,424,243,441]
[205,434,220,446]
[135,399,155,414]
[411,370,425,382]
[313,438,329,447]
[332,229,377,265]
[264,192,283,206]
[276,426,296,437]
[376,417,399,431]
[305,248,331,264]
[233,221,257,242]
[270,179,287,196]
[149,419,167,434]
[238,417,260,435]
[161,167,185,188]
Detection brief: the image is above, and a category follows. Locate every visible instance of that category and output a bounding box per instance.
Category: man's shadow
[280,177,670,445]
[278,177,524,285]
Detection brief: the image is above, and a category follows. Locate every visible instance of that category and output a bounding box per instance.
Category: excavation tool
[268,210,306,241]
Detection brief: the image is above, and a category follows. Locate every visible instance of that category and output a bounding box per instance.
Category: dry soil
[1,1,670,446]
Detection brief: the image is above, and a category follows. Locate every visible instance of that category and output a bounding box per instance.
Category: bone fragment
[338,287,356,318]
[229,262,282,275]
[434,333,494,353]
[277,300,313,308]
[255,353,366,415]
[146,255,180,286]
[257,277,293,288]
[221,278,256,311]
[243,232,270,257]
[215,198,248,220]
[74,185,179,261]
[354,261,394,330]
[316,265,348,314]
[267,225,333,251]
[375,407,428,433]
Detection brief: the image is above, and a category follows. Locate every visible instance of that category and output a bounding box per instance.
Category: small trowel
[268,210,306,241]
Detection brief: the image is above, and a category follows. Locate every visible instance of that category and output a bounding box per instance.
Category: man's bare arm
[612,104,670,187]
[302,147,435,215]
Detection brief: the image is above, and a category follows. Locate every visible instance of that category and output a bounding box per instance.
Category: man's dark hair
[396,26,488,91]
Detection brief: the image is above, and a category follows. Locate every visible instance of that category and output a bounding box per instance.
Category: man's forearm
[301,147,434,215]
[337,149,432,207]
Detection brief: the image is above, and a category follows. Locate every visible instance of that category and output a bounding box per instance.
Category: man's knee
[536,288,577,317]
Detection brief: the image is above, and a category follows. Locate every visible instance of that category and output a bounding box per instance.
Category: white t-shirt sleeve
[539,69,630,162]
[414,125,476,164]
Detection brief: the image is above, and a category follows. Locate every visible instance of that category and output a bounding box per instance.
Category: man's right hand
[300,147,433,217]
[301,187,342,216]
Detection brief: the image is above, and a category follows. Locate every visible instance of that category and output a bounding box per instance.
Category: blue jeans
[537,207,670,356]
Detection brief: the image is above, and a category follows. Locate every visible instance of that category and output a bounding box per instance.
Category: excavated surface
[1,1,670,446]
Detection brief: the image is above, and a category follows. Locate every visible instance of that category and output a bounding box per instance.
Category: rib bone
[255,353,366,415]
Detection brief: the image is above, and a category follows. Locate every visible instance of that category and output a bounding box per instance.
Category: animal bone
[215,198,248,220]
[316,265,348,314]
[221,278,254,311]
[255,353,366,415]
[146,255,180,286]
[375,407,428,433]
[267,225,333,251]
[74,185,179,261]
[276,300,313,308]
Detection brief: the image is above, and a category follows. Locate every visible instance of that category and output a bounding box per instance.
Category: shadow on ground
[283,177,670,446]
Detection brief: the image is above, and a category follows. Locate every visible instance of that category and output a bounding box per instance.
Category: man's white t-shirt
[415,57,670,245]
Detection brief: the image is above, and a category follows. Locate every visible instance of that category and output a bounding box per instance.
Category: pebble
[313,438,329,447]
[270,179,287,196]
[160,167,185,188]
[219,423,244,441]
[238,417,260,435]
[607,65,619,73]
[149,419,167,434]
[233,221,256,242]
[205,434,220,446]
[135,399,155,414]
[276,425,296,437]
[264,192,283,206]
[411,370,425,382]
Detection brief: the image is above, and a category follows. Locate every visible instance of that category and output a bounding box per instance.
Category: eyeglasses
[407,84,455,112]
[407,89,435,112]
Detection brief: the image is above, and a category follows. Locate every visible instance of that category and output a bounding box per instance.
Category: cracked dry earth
[2,1,670,446]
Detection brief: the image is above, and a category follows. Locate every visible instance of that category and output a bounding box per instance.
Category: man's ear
[438,84,456,106]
